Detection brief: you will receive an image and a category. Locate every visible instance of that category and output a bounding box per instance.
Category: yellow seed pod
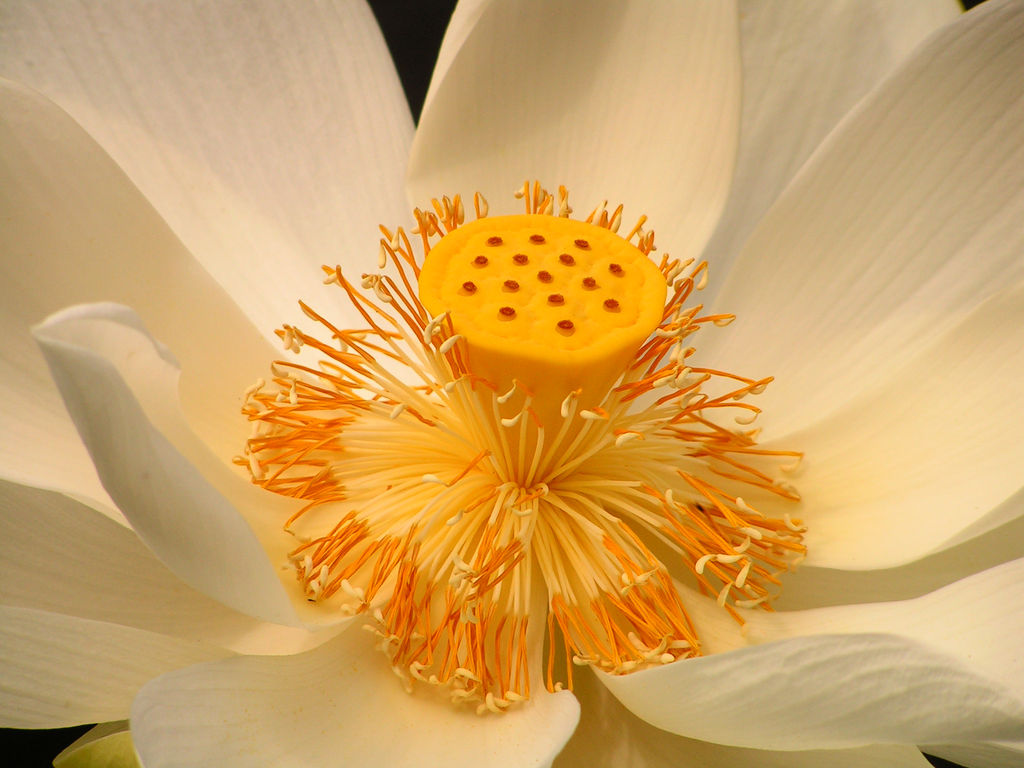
[419,214,667,419]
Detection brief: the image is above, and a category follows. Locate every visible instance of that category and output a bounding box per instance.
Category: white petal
[131,625,580,768]
[778,280,1024,569]
[928,740,1024,768]
[778,513,1024,610]
[600,559,1024,750]
[0,478,337,656]
[0,606,227,729]
[0,79,276,502]
[33,304,304,627]
[1,0,412,338]
[409,0,741,261]
[0,336,121,523]
[604,635,1024,752]
[557,668,933,768]
[748,557,1024,691]
[701,0,960,286]
[421,0,493,115]
[53,722,141,768]
[704,0,1024,437]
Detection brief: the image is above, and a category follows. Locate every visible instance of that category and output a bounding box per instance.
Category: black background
[0,0,988,765]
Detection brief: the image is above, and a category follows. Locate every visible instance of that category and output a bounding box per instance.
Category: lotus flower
[2,1,1023,766]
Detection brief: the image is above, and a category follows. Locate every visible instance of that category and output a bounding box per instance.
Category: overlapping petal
[0,340,120,522]
[557,670,934,768]
[409,0,741,262]
[701,0,959,286]
[53,722,140,768]
[0,479,332,655]
[769,280,1024,569]
[420,0,491,115]
[33,303,306,627]
[704,0,1024,440]
[776,512,1024,610]
[0,0,1019,766]
[1,0,412,338]
[0,606,228,729]
[0,79,275,508]
[928,740,1024,768]
[131,626,580,768]
[599,558,1024,750]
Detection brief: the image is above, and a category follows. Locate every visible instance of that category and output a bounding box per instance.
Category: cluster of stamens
[237,181,805,712]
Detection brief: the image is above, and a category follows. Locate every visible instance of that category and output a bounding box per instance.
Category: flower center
[418,212,666,424]
[238,183,806,713]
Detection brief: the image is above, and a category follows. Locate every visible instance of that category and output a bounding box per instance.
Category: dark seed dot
[548,294,565,305]
[529,234,546,244]
[574,239,590,249]
[462,281,477,293]
[503,280,520,291]
[499,306,516,318]
[557,320,575,333]
[559,253,575,266]
[609,263,624,275]
[513,253,529,265]
[487,236,503,246]
[603,298,620,311]
[474,255,489,266]
[582,277,597,289]
[537,270,553,283]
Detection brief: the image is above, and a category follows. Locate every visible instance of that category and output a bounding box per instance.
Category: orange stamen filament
[235,183,805,712]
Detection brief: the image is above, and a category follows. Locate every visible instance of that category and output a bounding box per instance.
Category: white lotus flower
[2,1,1023,767]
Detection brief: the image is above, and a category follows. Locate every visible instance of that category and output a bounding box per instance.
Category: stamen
[239,181,805,713]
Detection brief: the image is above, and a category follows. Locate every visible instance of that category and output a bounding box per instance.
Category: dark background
[0,0,988,765]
